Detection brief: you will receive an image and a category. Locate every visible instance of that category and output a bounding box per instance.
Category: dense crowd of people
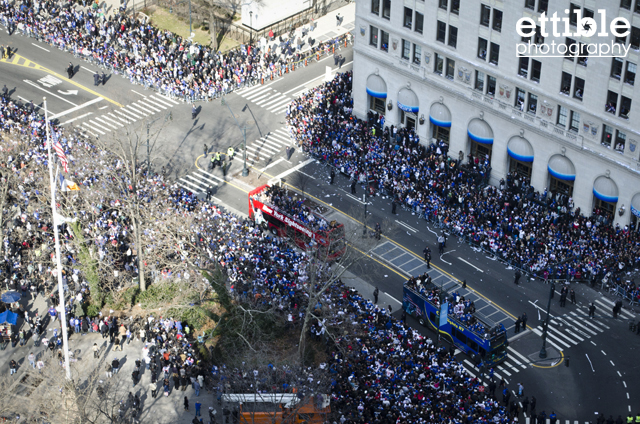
[253,184,331,232]
[0,88,554,423]
[0,0,347,102]
[286,71,640,292]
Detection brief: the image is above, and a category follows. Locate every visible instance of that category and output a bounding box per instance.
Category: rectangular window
[524,0,535,10]
[487,75,496,96]
[574,77,584,100]
[621,0,632,10]
[437,21,446,43]
[369,26,379,47]
[611,57,624,79]
[569,3,579,26]
[451,0,460,14]
[380,30,389,52]
[528,93,538,114]
[518,56,529,77]
[602,124,614,146]
[439,0,447,10]
[557,105,568,128]
[531,59,541,82]
[413,44,422,65]
[382,0,391,19]
[538,0,548,13]
[569,111,580,132]
[370,97,385,115]
[515,87,525,110]
[492,9,503,32]
[615,130,627,152]
[636,0,640,13]
[631,27,640,50]
[625,62,636,85]
[620,96,632,118]
[404,7,413,29]
[415,12,424,34]
[371,0,380,14]
[565,38,576,61]
[434,53,444,75]
[489,43,500,65]
[401,39,410,60]
[478,38,488,60]
[606,90,618,114]
[475,70,485,91]
[561,72,572,95]
[615,33,627,44]
[583,8,594,19]
[446,58,456,79]
[448,26,458,48]
[577,43,588,66]
[480,4,491,26]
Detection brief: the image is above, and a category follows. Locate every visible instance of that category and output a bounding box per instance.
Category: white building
[353,0,640,227]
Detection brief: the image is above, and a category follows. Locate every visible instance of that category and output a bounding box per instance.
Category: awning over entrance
[397,88,419,113]
[631,193,640,217]
[467,118,493,145]
[507,136,534,163]
[366,74,388,99]
[593,176,619,203]
[547,155,576,181]
[429,102,451,127]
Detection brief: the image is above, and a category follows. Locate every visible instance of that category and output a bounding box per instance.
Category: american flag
[49,124,69,173]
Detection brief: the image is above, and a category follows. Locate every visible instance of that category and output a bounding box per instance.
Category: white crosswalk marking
[108,112,130,124]
[266,98,293,111]
[155,93,180,105]
[120,107,143,120]
[595,297,635,319]
[93,117,120,130]
[177,168,223,193]
[249,92,273,103]
[100,115,124,128]
[506,347,529,369]
[136,100,162,112]
[258,94,289,107]
[126,104,150,116]
[148,95,175,107]
[141,98,168,110]
[83,122,106,134]
[530,327,564,351]
[241,85,272,98]
[245,87,272,101]
[569,311,608,331]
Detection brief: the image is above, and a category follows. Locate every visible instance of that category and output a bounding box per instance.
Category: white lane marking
[107,112,129,124]
[246,143,278,155]
[610,360,615,367]
[86,121,111,132]
[623,381,627,388]
[126,104,150,116]
[148,95,174,107]
[259,157,285,172]
[506,347,530,369]
[547,326,579,345]
[585,354,595,372]
[297,170,315,179]
[530,328,564,351]
[137,100,163,112]
[591,341,597,346]
[458,257,484,273]
[49,97,103,119]
[60,112,93,125]
[80,66,95,73]
[23,79,77,106]
[273,158,315,180]
[258,94,289,107]
[155,93,180,104]
[528,301,556,319]
[283,73,326,95]
[266,98,294,111]
[17,96,43,109]
[119,107,142,119]
[601,350,607,356]
[31,43,50,52]
[249,92,274,103]
[82,122,105,134]
[244,88,272,101]
[394,220,417,233]
[618,371,622,377]
[569,311,608,331]
[178,178,203,193]
[94,117,120,129]
[131,90,146,97]
[140,98,167,110]
[98,105,109,110]
[100,115,124,127]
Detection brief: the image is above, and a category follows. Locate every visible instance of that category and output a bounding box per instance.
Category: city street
[1,5,639,421]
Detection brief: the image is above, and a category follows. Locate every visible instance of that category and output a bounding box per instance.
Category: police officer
[391,198,397,215]
[67,62,74,79]
[227,146,235,159]
[330,168,335,184]
[514,269,522,285]
[374,222,381,240]
[373,287,379,304]
[589,302,596,318]
[0,45,5,60]
[94,72,101,86]
[101,71,106,85]
[350,179,356,194]
[192,104,197,119]
[423,246,431,269]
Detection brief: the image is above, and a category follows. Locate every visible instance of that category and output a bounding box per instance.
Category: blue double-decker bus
[403,278,508,366]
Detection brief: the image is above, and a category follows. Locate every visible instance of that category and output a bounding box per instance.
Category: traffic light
[565,357,570,367]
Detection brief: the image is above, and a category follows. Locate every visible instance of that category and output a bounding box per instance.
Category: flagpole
[44,97,72,380]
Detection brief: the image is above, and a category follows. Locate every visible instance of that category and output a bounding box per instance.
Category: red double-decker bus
[248,181,346,261]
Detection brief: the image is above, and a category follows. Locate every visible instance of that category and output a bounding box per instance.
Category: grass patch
[147,7,240,51]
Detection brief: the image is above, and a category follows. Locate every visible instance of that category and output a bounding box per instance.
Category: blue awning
[631,193,640,217]
[429,102,451,127]
[593,176,618,203]
[467,118,493,145]
[0,310,18,325]
[547,154,576,181]
[507,136,534,163]
[366,74,387,99]
[397,88,419,114]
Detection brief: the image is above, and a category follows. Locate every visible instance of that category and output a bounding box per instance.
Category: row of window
[524,0,548,14]
[480,4,502,32]
[438,0,460,15]
[611,58,637,86]
[369,26,390,52]
[477,38,500,65]
[620,0,640,14]
[436,21,457,49]
[602,125,628,153]
[403,7,424,34]
[370,0,391,20]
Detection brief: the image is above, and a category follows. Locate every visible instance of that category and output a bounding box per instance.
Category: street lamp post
[362,194,367,237]
[221,98,249,176]
[249,11,253,45]
[539,281,556,358]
